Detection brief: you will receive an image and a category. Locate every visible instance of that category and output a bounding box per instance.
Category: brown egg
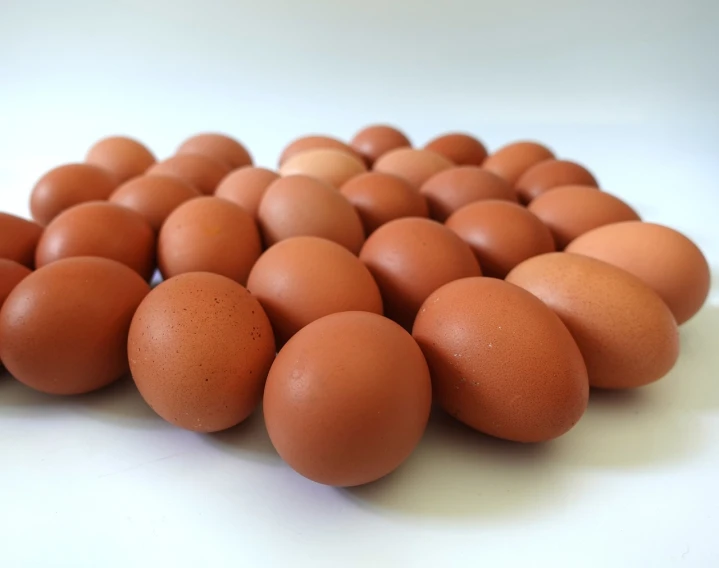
[340,172,429,234]
[86,136,156,183]
[483,141,555,185]
[264,311,431,486]
[373,148,454,189]
[528,185,640,249]
[566,222,710,325]
[279,135,362,166]
[176,133,253,169]
[360,217,481,329]
[419,166,518,221]
[247,236,383,347]
[350,125,412,166]
[214,167,279,218]
[446,200,555,278]
[257,175,365,254]
[506,253,679,389]
[0,260,31,309]
[158,196,261,285]
[109,174,200,232]
[279,148,367,188]
[413,277,588,442]
[516,159,598,203]
[424,133,487,166]
[147,154,230,195]
[30,163,119,226]
[35,202,155,280]
[0,257,149,394]
[0,212,43,268]
[128,272,274,432]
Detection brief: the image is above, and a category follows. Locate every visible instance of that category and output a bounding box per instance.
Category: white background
[1,1,719,566]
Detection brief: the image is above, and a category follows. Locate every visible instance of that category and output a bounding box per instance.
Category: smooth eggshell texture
[158,196,262,285]
[128,272,275,432]
[247,236,383,347]
[279,135,362,166]
[0,259,31,309]
[506,253,680,389]
[0,212,43,268]
[350,125,412,166]
[86,136,156,183]
[516,159,598,203]
[264,311,432,487]
[35,201,156,280]
[424,133,487,166]
[279,148,367,189]
[446,200,555,278]
[360,217,481,330]
[483,141,555,185]
[566,222,710,325]
[214,167,279,219]
[176,133,253,169]
[373,148,454,189]
[413,277,588,442]
[0,257,149,394]
[147,154,230,195]
[30,163,119,226]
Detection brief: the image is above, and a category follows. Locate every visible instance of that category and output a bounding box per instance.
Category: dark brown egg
[86,136,156,183]
[279,135,362,166]
[176,133,253,169]
[350,125,412,166]
[482,141,555,185]
[30,163,119,226]
[516,159,598,203]
[374,148,454,189]
[413,277,588,442]
[278,148,367,188]
[264,311,432,486]
[0,259,31,309]
[128,272,275,432]
[214,167,279,219]
[424,133,487,166]
[0,212,43,268]
[147,154,230,195]
[158,196,261,285]
[0,257,149,394]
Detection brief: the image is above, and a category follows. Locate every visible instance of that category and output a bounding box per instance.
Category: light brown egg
[176,133,253,169]
[264,311,432,486]
[506,253,679,389]
[86,136,156,183]
[128,272,275,432]
[446,200,555,278]
[0,212,43,268]
[482,141,555,185]
[424,133,487,166]
[279,135,362,166]
[413,277,588,442]
[516,159,598,203]
[279,148,367,188]
[0,259,31,309]
[566,222,710,325]
[420,166,517,221]
[373,148,454,189]
[147,154,230,195]
[350,125,412,166]
[214,167,279,219]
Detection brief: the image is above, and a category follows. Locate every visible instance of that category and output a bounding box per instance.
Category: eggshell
[420,166,517,221]
[264,311,432,487]
[279,135,362,166]
[424,133,487,166]
[109,174,200,232]
[257,175,365,254]
[247,236,383,347]
[506,253,679,389]
[373,148,454,189]
[413,277,588,442]
[566,222,710,325]
[0,212,43,268]
[446,200,555,278]
[483,141,555,185]
[359,217,481,329]
[214,167,279,219]
[0,257,149,394]
[86,136,156,183]
[0,259,31,309]
[128,272,274,432]
[279,148,367,188]
[30,163,119,226]
[515,159,598,203]
[350,124,411,166]
[158,196,262,285]
[147,154,230,195]
[340,171,429,234]
[176,133,253,169]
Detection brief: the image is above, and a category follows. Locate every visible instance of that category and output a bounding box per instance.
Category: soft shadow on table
[203,406,281,466]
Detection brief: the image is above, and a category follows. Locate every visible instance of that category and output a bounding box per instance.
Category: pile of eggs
[0,127,711,487]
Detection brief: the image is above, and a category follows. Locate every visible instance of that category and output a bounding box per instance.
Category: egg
[158,196,262,285]
[279,148,367,188]
[420,166,517,221]
[0,257,149,394]
[128,272,275,432]
[373,148,454,188]
[413,277,588,442]
[0,259,31,309]
[340,171,429,234]
[446,200,555,278]
[360,217,481,329]
[147,154,230,195]
[506,253,679,389]
[176,133,253,169]
[515,159,598,203]
[528,185,640,249]
[0,212,43,268]
[424,133,487,166]
[85,136,156,183]
[257,175,365,254]
[30,163,119,226]
[482,141,555,185]
[350,124,412,166]
[264,311,432,487]
[109,174,200,232]
[214,166,279,219]
[279,135,361,166]
[566,222,710,325]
